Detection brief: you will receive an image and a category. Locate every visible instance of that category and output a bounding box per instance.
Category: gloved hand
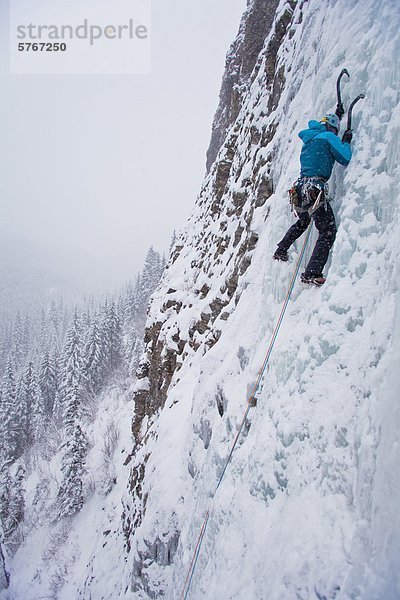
[335,103,345,120]
[342,129,353,143]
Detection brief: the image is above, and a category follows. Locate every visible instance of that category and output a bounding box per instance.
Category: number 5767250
[18,42,67,51]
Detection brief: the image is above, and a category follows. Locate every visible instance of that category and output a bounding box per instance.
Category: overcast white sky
[0,0,247,292]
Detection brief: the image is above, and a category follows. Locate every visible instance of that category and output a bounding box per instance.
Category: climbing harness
[180,224,313,600]
[289,176,329,217]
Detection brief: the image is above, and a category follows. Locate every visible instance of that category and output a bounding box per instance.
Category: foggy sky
[0,0,247,292]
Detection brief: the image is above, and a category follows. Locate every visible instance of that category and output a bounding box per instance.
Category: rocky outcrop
[206,0,281,172]
[132,530,180,598]
[130,0,296,454]
[127,0,298,594]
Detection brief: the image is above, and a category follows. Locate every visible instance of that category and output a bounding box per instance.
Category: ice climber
[273,112,353,286]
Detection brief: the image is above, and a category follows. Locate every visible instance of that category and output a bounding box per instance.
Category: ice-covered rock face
[206,0,281,171]
[128,0,400,597]
[130,0,294,455]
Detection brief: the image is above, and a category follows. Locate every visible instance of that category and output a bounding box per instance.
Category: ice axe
[336,68,350,119]
[347,93,365,131]
[336,69,350,119]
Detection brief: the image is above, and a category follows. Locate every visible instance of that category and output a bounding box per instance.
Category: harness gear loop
[289,176,329,217]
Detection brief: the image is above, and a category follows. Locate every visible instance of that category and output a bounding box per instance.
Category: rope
[180,225,312,600]
[180,511,210,599]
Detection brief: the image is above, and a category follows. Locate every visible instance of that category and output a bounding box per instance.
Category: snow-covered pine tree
[57,310,88,517]
[123,250,164,374]
[22,315,30,363]
[38,309,48,356]
[116,290,125,318]
[0,460,25,542]
[15,367,29,452]
[0,540,8,590]
[57,382,88,517]
[16,361,45,448]
[98,299,110,376]
[105,301,123,375]
[17,362,32,449]
[49,297,69,351]
[96,299,122,381]
[0,325,12,375]
[49,300,60,347]
[81,309,92,340]
[136,247,164,333]
[10,314,24,370]
[0,463,11,538]
[6,465,25,537]
[30,373,46,442]
[120,282,132,328]
[0,363,19,463]
[39,350,58,416]
[82,317,104,395]
[140,248,163,304]
[123,276,140,332]
[123,279,140,376]
[58,309,84,411]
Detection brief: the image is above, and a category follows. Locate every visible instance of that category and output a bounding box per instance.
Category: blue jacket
[298,120,352,180]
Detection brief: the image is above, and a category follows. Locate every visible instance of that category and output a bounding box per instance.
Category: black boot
[300,272,326,286]
[273,248,289,262]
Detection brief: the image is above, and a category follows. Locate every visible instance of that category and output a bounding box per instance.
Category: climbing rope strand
[180,225,312,600]
[181,511,210,600]
[215,224,312,491]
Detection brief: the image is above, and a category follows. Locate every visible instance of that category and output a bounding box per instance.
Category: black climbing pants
[277,203,337,276]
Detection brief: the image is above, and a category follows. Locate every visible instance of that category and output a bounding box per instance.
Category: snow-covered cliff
[3,0,399,598]
[126,0,400,598]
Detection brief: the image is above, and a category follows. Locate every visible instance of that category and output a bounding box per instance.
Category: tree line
[0,247,164,541]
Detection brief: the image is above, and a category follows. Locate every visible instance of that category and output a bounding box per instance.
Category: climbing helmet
[320,113,340,133]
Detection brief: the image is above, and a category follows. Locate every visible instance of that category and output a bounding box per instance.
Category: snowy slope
[125,0,400,598]
[0,384,134,600]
